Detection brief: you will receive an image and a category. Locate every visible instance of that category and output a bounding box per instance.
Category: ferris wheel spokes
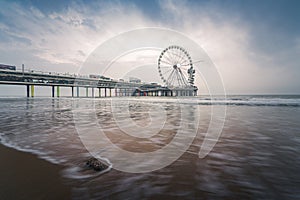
[158,45,197,88]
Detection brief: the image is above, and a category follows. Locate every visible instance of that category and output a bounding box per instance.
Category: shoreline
[0,143,71,199]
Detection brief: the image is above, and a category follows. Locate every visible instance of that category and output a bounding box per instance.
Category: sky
[0,0,300,94]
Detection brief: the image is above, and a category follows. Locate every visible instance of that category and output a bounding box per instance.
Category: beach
[0,144,70,200]
[0,96,300,199]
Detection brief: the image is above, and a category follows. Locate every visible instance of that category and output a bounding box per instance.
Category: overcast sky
[0,0,299,94]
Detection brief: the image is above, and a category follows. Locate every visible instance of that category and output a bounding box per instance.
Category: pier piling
[56,86,60,97]
[71,86,74,97]
[26,85,30,97]
[31,85,34,97]
[52,86,55,97]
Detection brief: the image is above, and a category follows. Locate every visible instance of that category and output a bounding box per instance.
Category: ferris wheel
[158,45,196,88]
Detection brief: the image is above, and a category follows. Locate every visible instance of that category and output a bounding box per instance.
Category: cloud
[156,0,255,93]
[0,1,155,70]
[158,0,300,94]
[0,0,299,94]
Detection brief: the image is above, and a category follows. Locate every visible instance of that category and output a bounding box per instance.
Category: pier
[0,68,197,97]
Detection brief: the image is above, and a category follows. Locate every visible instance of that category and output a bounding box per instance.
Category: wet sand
[0,98,300,199]
[0,144,71,200]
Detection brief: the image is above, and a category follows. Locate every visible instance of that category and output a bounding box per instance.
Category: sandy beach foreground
[0,144,70,199]
[0,97,300,199]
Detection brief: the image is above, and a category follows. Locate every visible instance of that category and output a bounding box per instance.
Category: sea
[0,95,300,199]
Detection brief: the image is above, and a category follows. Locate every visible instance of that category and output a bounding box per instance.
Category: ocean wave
[196,99,300,107]
[0,137,113,180]
[133,96,300,107]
